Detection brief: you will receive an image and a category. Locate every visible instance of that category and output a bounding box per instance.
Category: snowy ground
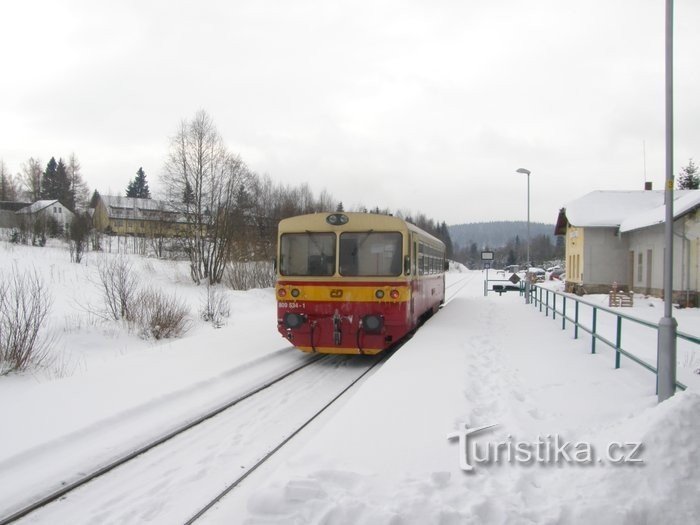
[1,241,699,524]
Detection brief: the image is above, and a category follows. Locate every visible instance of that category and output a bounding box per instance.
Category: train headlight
[291,288,300,298]
[375,290,385,299]
[362,315,383,334]
[326,213,349,225]
[278,288,287,297]
[283,312,306,329]
[389,289,400,299]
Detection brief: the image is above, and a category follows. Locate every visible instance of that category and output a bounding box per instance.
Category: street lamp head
[516,168,531,175]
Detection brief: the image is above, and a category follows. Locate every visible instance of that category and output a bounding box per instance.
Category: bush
[201,283,230,328]
[224,261,275,290]
[135,288,190,340]
[97,257,139,321]
[67,213,91,263]
[0,269,53,374]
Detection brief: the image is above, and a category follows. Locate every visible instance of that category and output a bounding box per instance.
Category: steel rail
[0,350,326,525]
[183,348,394,524]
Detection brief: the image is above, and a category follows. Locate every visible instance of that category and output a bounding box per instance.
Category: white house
[16,200,75,232]
[555,189,700,306]
[620,191,700,306]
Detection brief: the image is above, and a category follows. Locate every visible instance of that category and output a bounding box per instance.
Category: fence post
[562,296,566,330]
[615,316,622,369]
[574,301,579,339]
[553,294,557,321]
[545,290,550,317]
[591,307,597,354]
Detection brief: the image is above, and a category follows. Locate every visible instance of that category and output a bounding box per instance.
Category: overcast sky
[1,0,698,225]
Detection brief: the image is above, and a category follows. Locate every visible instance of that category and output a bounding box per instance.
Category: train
[275,212,446,354]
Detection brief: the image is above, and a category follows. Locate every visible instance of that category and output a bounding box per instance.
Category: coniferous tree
[55,159,74,209]
[40,157,58,200]
[90,189,101,208]
[677,159,699,190]
[183,180,194,205]
[126,167,151,198]
[40,157,73,208]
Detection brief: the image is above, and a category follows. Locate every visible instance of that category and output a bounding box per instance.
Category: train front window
[339,232,402,276]
[280,233,336,276]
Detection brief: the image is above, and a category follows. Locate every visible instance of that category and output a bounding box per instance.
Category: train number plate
[278,302,305,309]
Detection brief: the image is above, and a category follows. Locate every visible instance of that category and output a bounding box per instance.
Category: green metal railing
[527,284,698,392]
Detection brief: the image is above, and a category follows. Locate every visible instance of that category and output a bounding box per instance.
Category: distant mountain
[448,221,557,250]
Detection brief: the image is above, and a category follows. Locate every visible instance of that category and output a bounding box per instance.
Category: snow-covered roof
[620,190,700,232]
[101,195,166,212]
[99,195,186,222]
[16,200,59,214]
[561,190,698,229]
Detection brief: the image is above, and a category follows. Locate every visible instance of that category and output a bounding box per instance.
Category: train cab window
[279,233,336,276]
[339,232,402,276]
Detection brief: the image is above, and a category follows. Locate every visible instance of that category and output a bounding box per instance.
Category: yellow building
[92,195,188,237]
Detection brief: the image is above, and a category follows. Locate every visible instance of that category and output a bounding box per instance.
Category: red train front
[275,212,445,354]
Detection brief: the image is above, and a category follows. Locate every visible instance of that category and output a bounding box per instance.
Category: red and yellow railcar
[275,212,446,354]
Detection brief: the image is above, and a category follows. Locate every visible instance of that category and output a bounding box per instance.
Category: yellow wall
[566,225,585,284]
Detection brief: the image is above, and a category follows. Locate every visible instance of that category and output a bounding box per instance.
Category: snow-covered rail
[4,352,390,524]
[184,350,392,523]
[444,273,480,305]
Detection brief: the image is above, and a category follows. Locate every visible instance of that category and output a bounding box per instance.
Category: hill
[448,221,557,250]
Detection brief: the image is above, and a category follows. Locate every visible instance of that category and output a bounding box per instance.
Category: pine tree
[90,189,101,208]
[40,157,58,200]
[40,157,74,208]
[183,180,194,205]
[677,159,699,190]
[55,159,74,209]
[126,167,151,198]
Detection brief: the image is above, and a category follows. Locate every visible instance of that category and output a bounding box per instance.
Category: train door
[411,234,417,316]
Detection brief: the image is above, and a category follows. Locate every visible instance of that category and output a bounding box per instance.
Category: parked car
[549,268,565,280]
[527,267,546,282]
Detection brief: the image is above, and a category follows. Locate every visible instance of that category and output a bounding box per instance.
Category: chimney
[644,181,653,191]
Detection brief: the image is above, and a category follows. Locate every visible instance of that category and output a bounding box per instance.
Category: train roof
[278,212,445,247]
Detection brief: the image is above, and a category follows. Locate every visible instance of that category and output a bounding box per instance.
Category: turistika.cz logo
[447,423,643,471]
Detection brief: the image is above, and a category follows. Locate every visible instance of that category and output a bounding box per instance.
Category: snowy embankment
[1,241,698,524]
[0,240,287,519]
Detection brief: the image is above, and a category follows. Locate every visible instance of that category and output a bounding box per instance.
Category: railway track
[4,350,390,524]
[444,273,479,304]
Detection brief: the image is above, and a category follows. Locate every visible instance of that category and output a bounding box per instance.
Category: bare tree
[20,157,43,201]
[67,153,90,210]
[0,159,20,201]
[162,110,248,284]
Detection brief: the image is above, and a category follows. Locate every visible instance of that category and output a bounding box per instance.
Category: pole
[657,0,677,402]
[527,172,530,267]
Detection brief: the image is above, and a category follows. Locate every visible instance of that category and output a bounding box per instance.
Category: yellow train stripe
[276,284,411,303]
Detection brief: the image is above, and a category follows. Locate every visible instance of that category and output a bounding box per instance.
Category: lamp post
[516,168,531,304]
[516,168,531,266]
[658,0,677,402]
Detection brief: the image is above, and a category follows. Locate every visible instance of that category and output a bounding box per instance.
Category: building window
[637,253,643,282]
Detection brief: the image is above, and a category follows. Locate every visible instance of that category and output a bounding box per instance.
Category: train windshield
[279,232,336,276]
[339,232,402,276]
